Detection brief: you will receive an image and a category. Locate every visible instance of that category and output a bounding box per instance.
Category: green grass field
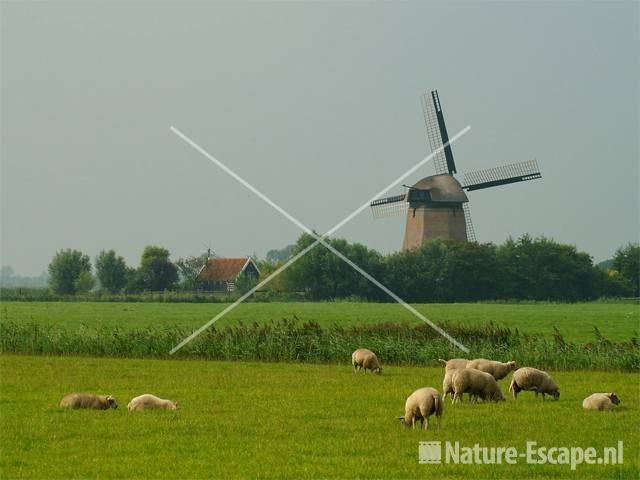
[0,355,637,479]
[1,301,638,342]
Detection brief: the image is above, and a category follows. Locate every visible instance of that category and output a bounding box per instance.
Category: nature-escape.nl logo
[419,441,624,470]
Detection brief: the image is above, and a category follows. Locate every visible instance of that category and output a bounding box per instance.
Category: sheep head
[107,395,118,409]
[608,393,620,405]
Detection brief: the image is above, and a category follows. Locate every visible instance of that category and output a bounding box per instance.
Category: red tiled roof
[198,258,253,282]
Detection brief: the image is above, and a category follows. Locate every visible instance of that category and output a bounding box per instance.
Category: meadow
[1,301,638,342]
[0,355,637,479]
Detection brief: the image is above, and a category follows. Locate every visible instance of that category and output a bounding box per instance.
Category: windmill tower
[371,90,542,250]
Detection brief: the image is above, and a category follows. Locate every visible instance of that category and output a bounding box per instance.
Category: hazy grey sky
[1,1,638,275]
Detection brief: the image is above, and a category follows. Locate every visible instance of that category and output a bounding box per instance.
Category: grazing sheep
[583,393,620,411]
[442,369,456,402]
[438,358,469,371]
[509,367,560,400]
[351,348,382,375]
[127,394,178,412]
[452,368,505,403]
[466,359,517,381]
[442,369,473,403]
[398,387,443,430]
[59,393,118,410]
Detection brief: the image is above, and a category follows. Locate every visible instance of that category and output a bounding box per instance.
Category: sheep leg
[411,417,416,429]
[423,418,429,430]
[511,383,520,400]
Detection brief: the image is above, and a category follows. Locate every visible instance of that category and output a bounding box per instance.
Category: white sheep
[60,393,118,410]
[452,368,505,403]
[509,367,560,400]
[127,394,179,412]
[398,387,443,430]
[351,348,382,375]
[442,369,456,402]
[438,358,469,371]
[582,393,620,411]
[466,358,517,381]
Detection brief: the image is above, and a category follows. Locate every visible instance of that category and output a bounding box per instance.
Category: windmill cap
[410,174,469,203]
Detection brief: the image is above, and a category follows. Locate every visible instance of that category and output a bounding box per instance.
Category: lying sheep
[452,368,505,403]
[438,358,469,371]
[466,359,517,381]
[398,387,443,430]
[583,393,620,411]
[509,367,560,400]
[59,393,118,410]
[127,394,178,412]
[351,348,382,375]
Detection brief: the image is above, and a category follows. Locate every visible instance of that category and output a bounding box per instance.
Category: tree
[234,272,258,294]
[613,243,640,296]
[383,240,451,302]
[496,235,598,301]
[176,254,208,291]
[266,244,295,264]
[138,246,178,291]
[593,268,635,298]
[95,250,128,293]
[283,233,383,300]
[74,271,95,293]
[446,241,501,301]
[0,266,14,283]
[123,267,143,293]
[48,249,92,294]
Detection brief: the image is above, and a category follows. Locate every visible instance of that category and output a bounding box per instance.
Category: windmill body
[402,174,469,250]
[370,90,542,251]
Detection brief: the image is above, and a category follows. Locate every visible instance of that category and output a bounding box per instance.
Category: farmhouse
[197,257,260,292]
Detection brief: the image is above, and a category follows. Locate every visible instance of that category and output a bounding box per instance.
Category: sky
[1,1,638,276]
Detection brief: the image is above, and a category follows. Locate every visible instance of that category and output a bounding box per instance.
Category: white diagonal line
[169,125,470,353]
[323,126,471,238]
[317,241,469,352]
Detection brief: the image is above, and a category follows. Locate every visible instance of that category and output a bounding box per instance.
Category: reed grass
[1,318,636,371]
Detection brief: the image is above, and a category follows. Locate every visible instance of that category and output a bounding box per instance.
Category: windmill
[371,90,542,250]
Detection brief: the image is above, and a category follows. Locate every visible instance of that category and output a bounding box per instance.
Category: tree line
[271,234,639,302]
[47,246,206,295]
[45,236,639,301]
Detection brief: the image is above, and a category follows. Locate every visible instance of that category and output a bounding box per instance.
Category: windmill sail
[462,203,476,242]
[370,194,408,218]
[422,90,457,175]
[462,159,541,192]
